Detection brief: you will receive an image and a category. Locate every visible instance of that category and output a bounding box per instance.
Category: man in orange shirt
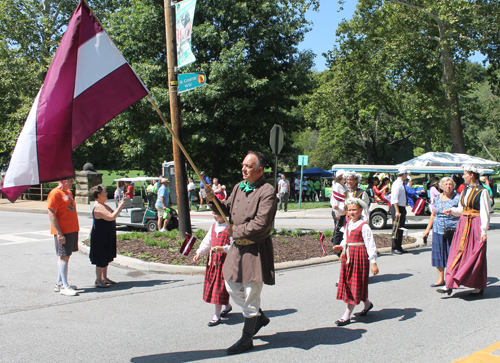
[48,178,80,296]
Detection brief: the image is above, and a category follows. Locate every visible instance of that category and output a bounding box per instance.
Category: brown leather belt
[450,209,480,270]
[234,238,255,246]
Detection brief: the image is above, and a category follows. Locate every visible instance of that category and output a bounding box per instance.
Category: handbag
[443,227,456,239]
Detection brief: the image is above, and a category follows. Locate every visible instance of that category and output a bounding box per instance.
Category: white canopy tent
[398,152,500,169]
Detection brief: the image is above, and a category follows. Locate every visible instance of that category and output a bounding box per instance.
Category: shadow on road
[354,307,422,323]
[79,279,182,294]
[130,326,365,362]
[369,273,412,284]
[222,308,298,326]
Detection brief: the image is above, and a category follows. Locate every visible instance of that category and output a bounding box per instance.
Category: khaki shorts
[199,188,207,198]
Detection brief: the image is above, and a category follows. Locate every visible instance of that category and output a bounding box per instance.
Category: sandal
[103,278,117,284]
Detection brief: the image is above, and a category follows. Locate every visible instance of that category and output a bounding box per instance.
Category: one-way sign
[270,124,284,155]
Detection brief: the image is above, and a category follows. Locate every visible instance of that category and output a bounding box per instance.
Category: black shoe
[208,318,221,327]
[253,309,270,336]
[392,249,402,255]
[227,317,256,355]
[436,288,452,296]
[400,249,408,253]
[220,306,232,317]
[359,303,373,316]
[335,318,351,326]
[468,289,484,296]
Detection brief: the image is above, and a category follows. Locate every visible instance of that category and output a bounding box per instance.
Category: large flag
[0,0,148,202]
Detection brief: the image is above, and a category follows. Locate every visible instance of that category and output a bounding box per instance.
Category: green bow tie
[239,181,256,193]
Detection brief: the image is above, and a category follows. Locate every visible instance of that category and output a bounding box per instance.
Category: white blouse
[450,186,491,236]
[340,218,377,263]
[196,222,234,256]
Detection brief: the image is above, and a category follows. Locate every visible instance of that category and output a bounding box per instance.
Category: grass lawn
[282,200,330,210]
[97,170,147,186]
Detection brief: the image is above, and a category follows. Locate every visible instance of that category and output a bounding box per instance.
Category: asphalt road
[2,210,500,362]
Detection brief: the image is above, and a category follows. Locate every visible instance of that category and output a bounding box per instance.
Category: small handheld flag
[180,234,197,256]
[318,232,326,255]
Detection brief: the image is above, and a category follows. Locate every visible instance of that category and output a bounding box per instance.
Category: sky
[299,0,486,72]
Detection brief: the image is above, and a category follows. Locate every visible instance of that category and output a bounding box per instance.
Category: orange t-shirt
[47,188,79,235]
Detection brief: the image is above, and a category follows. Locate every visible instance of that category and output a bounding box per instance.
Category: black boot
[227,317,256,355]
[253,309,270,336]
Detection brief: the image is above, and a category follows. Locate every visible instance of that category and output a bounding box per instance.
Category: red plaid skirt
[336,244,369,305]
[203,259,229,305]
[202,225,230,305]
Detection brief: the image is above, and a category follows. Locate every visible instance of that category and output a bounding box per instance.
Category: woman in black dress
[89,185,126,288]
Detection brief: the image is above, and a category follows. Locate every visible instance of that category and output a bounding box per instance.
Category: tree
[337,0,500,154]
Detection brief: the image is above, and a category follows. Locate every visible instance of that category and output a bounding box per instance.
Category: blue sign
[178,72,206,94]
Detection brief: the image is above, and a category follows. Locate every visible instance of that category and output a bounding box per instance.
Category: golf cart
[331,164,494,230]
[109,177,168,232]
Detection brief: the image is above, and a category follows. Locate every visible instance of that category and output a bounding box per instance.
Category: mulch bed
[84,232,415,266]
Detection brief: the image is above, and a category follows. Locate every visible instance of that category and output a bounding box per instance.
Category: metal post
[164,0,191,235]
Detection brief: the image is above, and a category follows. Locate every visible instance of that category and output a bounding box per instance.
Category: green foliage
[194,229,206,240]
[118,231,144,241]
[322,230,333,238]
[138,252,151,259]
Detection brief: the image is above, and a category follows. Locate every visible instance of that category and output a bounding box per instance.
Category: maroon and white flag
[318,231,326,255]
[0,1,148,202]
[180,234,197,256]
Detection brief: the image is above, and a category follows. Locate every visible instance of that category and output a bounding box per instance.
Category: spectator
[294,175,300,202]
[370,176,390,206]
[155,178,170,232]
[114,181,124,200]
[47,178,79,296]
[146,180,157,209]
[187,177,199,211]
[480,176,494,206]
[213,178,225,201]
[89,185,126,287]
[199,171,212,210]
[429,178,440,211]
[278,173,290,212]
[313,178,321,201]
[124,181,134,199]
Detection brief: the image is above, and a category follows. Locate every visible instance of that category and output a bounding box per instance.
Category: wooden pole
[164,0,191,235]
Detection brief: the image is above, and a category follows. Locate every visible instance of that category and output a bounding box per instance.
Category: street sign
[178,72,206,94]
[269,124,284,155]
[298,155,308,166]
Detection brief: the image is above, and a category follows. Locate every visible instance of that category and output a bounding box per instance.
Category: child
[193,210,233,326]
[333,197,379,326]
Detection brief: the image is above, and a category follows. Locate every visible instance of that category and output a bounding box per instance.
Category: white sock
[213,304,222,321]
[341,304,355,321]
[363,299,371,310]
[58,261,69,287]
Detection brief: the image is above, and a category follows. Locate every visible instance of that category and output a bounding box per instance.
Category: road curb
[79,236,425,275]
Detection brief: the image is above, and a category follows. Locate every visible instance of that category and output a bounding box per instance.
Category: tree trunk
[439,25,467,153]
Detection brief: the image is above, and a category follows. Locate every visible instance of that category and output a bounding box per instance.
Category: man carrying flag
[0,0,148,201]
[206,151,277,355]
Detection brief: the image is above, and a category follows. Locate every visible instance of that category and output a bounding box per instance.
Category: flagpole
[148,97,230,226]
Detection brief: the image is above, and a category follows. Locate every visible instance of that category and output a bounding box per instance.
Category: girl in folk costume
[193,210,233,326]
[333,198,379,326]
[438,165,492,296]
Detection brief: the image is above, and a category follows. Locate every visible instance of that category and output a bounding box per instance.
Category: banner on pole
[176,0,197,68]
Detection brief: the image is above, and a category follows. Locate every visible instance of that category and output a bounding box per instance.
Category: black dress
[90,204,117,268]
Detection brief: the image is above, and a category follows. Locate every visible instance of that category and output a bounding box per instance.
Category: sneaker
[60,286,78,296]
[54,283,77,292]
[95,280,109,288]
[160,228,167,232]
[196,205,200,211]
[206,205,210,209]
